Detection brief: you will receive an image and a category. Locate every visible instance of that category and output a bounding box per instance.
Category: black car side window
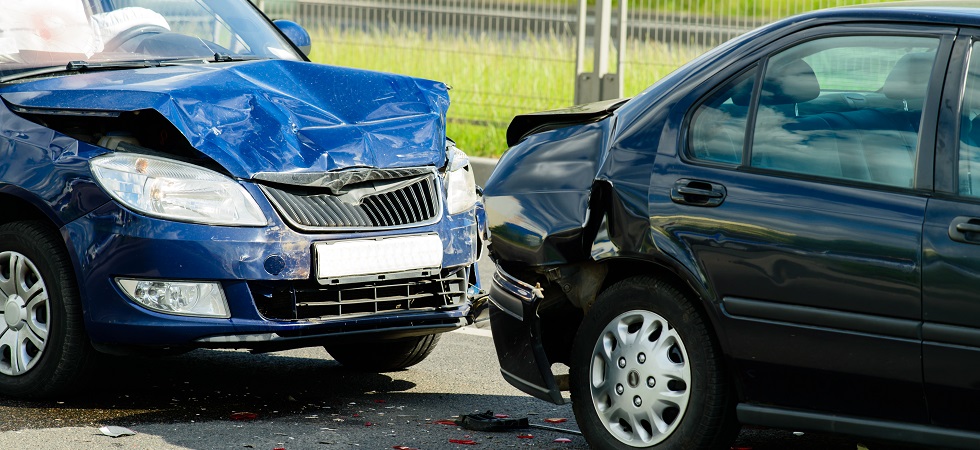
[688,67,758,165]
[959,42,980,197]
[750,35,938,188]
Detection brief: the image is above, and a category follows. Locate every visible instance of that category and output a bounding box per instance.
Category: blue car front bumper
[63,196,482,352]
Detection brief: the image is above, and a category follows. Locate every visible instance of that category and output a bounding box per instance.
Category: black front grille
[252,269,467,321]
[260,171,440,231]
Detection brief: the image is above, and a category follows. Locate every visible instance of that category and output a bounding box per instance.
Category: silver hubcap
[589,310,691,447]
[0,252,49,376]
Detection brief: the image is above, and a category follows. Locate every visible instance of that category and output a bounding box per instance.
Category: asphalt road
[0,327,924,450]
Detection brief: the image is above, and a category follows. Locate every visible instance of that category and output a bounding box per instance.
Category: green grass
[310,28,704,157]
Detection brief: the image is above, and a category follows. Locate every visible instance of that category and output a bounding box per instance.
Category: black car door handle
[671,179,727,207]
[949,216,980,244]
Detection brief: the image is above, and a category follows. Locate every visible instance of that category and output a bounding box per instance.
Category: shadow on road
[0,349,420,430]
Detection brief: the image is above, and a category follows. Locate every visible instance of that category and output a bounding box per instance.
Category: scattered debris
[544,418,568,424]
[792,432,805,436]
[230,412,259,421]
[456,411,583,436]
[554,438,572,443]
[435,420,458,426]
[449,438,478,445]
[392,446,419,450]
[493,413,510,419]
[517,434,534,439]
[98,426,136,438]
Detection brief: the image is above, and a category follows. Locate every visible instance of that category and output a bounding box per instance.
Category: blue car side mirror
[274,20,311,56]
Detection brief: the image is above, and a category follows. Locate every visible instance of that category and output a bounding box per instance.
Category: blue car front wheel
[0,221,93,398]
[325,333,442,372]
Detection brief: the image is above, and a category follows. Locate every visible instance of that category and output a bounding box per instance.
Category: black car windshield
[0,0,301,79]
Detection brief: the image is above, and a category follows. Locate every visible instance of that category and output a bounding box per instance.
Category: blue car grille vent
[259,170,441,231]
[252,269,467,321]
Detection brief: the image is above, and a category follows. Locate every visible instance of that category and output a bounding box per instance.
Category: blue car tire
[325,333,441,372]
[0,221,94,398]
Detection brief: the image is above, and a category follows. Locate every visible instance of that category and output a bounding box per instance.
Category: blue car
[485,2,980,449]
[0,0,484,397]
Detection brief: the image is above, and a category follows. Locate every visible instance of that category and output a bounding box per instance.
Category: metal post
[575,0,625,105]
[602,0,626,101]
[594,0,611,80]
[574,0,592,105]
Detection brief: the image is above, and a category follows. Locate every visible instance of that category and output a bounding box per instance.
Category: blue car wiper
[65,60,162,71]
[212,53,263,63]
[0,60,163,83]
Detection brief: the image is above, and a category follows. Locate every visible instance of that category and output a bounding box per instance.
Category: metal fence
[254,0,876,130]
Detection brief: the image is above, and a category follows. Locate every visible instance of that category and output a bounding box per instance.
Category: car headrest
[883,52,934,100]
[759,59,820,105]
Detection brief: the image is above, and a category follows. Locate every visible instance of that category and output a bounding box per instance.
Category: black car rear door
[654,25,954,423]
[922,30,980,432]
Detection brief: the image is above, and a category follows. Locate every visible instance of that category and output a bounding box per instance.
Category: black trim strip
[923,322,980,348]
[722,297,920,340]
[738,404,980,450]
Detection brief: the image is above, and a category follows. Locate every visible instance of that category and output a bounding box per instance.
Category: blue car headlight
[90,153,267,226]
[445,144,479,215]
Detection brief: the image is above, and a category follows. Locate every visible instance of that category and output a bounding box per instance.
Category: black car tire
[325,333,441,372]
[569,276,737,449]
[0,221,94,398]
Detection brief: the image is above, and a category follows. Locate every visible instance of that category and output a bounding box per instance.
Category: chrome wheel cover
[0,252,49,376]
[589,309,691,447]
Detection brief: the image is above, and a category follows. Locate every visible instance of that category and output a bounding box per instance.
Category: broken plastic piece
[99,426,136,438]
[448,439,477,445]
[544,418,568,424]
[518,434,534,439]
[230,412,258,421]
[555,438,572,443]
[531,282,544,299]
[435,420,458,426]
[392,446,419,450]
[457,411,583,436]
[456,411,528,431]
[493,413,510,419]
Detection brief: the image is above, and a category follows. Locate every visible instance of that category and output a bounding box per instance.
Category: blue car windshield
[0,0,301,78]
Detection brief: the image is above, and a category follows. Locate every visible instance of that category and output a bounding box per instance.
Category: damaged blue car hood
[0,60,450,178]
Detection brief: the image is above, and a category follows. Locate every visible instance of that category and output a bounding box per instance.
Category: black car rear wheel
[325,333,441,372]
[570,276,737,449]
[0,221,93,398]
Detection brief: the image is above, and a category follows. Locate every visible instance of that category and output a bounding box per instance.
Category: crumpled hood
[0,60,450,179]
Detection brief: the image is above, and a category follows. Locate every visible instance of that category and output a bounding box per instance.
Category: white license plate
[314,234,443,280]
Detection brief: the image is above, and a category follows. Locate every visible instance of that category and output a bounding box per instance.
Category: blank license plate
[314,234,443,280]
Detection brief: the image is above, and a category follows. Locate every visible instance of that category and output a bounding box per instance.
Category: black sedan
[483,3,980,449]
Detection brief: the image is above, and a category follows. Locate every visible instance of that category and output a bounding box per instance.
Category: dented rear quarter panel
[483,22,780,298]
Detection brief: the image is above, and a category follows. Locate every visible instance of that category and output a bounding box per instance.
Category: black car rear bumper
[488,267,568,405]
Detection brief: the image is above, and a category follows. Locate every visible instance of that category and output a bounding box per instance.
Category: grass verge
[309,28,704,156]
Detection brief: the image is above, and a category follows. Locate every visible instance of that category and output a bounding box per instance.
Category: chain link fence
[254,0,879,154]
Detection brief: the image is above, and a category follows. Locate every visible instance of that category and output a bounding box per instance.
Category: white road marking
[454,326,492,338]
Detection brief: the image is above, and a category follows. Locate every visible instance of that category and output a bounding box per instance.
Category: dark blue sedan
[484,2,980,448]
[0,0,484,397]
